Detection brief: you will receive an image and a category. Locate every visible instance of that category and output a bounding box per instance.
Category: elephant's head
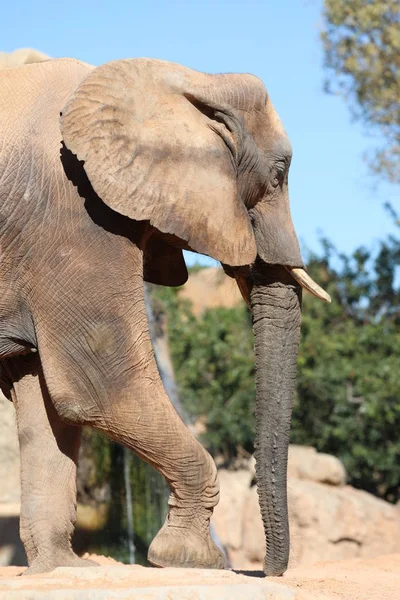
[60,59,330,576]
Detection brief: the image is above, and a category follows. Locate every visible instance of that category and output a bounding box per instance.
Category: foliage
[293,235,400,502]
[322,0,400,182]
[153,230,400,501]
[320,2,400,497]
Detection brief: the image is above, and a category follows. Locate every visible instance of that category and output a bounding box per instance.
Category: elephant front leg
[36,330,225,570]
[138,393,225,570]
[32,243,225,571]
[88,379,225,570]
[6,354,98,575]
[99,383,225,570]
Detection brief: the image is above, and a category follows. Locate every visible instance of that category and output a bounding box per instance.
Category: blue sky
[2,0,398,267]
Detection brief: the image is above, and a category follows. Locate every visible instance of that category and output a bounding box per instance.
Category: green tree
[322,0,400,182]
[153,230,400,501]
[293,235,400,501]
[320,1,400,499]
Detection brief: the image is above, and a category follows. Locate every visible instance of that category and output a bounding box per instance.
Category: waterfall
[123,447,136,564]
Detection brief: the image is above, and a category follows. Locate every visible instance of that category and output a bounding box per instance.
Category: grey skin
[0,57,329,576]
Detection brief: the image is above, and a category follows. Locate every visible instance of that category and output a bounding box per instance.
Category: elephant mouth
[235,265,331,307]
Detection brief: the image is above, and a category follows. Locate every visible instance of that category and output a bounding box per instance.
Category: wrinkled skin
[0,58,328,576]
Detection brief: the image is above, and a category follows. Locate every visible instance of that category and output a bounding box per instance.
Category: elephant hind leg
[3,354,98,575]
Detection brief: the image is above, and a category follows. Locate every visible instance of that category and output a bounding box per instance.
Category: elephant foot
[22,553,99,576]
[148,521,226,569]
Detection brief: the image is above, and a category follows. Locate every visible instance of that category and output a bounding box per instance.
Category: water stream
[123,447,136,564]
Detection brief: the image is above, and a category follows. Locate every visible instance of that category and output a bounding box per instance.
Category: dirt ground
[279,553,400,599]
[0,553,399,599]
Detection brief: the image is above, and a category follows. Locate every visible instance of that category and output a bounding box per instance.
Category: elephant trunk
[251,264,302,576]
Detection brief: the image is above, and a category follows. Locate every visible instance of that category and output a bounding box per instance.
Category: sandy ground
[0,553,399,599]
[278,553,400,599]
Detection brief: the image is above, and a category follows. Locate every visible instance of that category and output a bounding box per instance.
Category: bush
[152,236,400,502]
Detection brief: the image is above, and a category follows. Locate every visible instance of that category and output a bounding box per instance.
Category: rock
[283,553,400,600]
[2,555,400,600]
[0,564,296,600]
[213,448,400,571]
[0,395,25,567]
[248,445,346,487]
[179,267,242,316]
[212,469,253,557]
[0,395,20,504]
[243,478,400,568]
[76,504,109,532]
[287,445,346,486]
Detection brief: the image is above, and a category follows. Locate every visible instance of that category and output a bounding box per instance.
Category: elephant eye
[272,164,285,188]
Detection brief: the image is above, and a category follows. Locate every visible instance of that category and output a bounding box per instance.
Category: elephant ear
[144,238,188,287]
[60,58,257,266]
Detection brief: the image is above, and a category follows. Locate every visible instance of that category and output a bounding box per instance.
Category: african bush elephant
[0,57,329,576]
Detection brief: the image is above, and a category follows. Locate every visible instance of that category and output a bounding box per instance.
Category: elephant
[0,47,49,69]
[0,57,330,577]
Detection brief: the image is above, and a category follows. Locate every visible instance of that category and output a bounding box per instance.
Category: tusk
[235,274,253,308]
[286,267,331,303]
